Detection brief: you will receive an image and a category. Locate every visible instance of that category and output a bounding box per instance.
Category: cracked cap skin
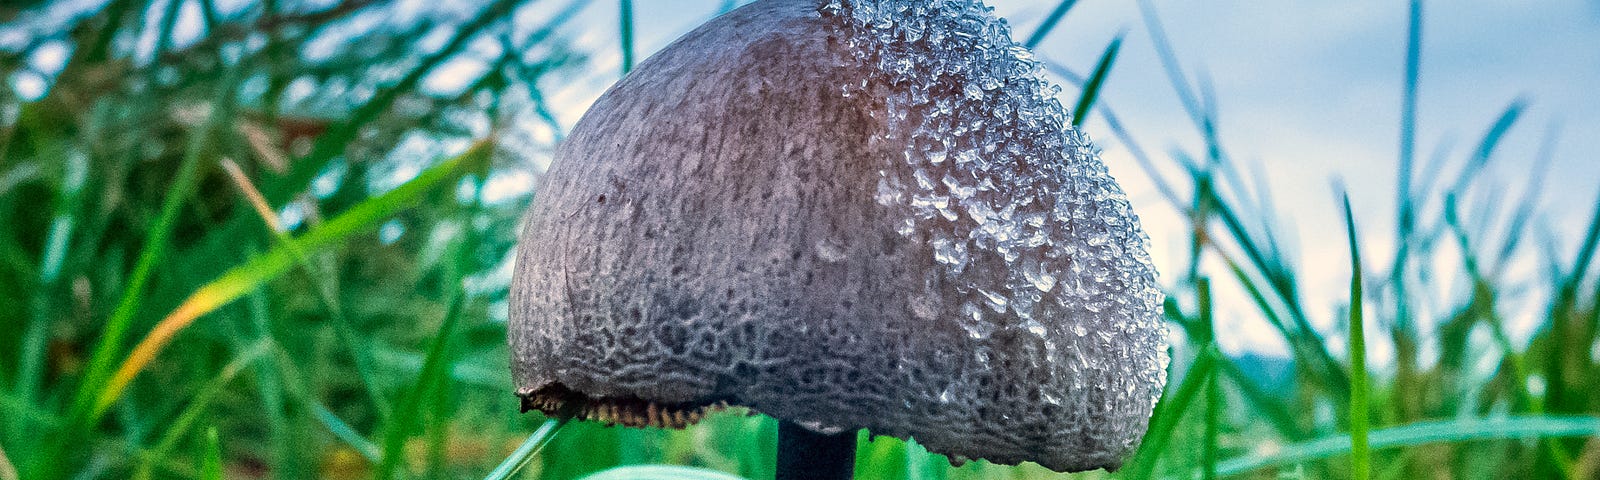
[509,0,1167,472]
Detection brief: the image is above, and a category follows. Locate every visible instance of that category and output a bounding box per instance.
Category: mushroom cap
[509,0,1167,472]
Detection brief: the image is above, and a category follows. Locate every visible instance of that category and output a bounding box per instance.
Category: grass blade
[1199,279,1220,480]
[1434,100,1526,200]
[1217,416,1600,476]
[1136,0,1203,125]
[199,427,223,480]
[262,0,523,206]
[1341,192,1370,480]
[1071,33,1123,128]
[1396,0,1422,239]
[19,146,87,402]
[1023,0,1079,49]
[374,292,465,479]
[1127,345,1219,479]
[1040,59,1184,207]
[375,199,481,478]
[0,440,16,480]
[71,69,239,422]
[578,465,749,480]
[620,0,635,74]
[1491,123,1560,271]
[312,402,382,462]
[132,340,271,480]
[1561,188,1600,295]
[483,418,567,480]
[91,141,493,417]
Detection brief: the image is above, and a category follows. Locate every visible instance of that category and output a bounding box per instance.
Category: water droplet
[963,82,984,100]
[1021,319,1047,336]
[977,288,1008,312]
[931,235,970,273]
[815,240,847,263]
[820,0,1169,458]
[798,420,848,435]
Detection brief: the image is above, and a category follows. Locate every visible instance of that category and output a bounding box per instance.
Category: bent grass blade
[91,141,493,417]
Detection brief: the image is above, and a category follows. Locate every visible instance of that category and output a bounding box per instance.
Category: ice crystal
[823,0,1168,468]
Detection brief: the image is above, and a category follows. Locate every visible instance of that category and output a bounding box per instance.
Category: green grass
[1342,193,1370,480]
[1,1,1597,479]
[1070,33,1123,128]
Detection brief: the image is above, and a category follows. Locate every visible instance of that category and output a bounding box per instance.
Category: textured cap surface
[509,0,1167,472]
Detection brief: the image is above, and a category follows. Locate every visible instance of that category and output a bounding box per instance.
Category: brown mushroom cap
[509,0,1167,472]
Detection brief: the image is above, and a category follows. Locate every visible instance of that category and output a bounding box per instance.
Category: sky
[540,0,1600,361]
[8,0,1597,362]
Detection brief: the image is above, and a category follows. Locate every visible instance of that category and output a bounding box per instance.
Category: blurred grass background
[1,0,1597,479]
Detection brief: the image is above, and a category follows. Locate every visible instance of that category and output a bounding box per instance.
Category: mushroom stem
[775,421,856,480]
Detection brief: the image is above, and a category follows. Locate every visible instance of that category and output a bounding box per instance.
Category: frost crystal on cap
[822,0,1169,468]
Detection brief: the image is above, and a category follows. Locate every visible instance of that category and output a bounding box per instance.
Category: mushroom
[509,0,1168,476]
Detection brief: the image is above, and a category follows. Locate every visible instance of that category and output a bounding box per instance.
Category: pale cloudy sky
[14,0,1593,361]
[540,0,1600,361]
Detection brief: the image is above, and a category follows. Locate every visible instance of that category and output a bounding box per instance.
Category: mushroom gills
[518,383,733,429]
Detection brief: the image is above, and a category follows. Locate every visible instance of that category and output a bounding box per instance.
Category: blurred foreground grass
[1,1,1598,479]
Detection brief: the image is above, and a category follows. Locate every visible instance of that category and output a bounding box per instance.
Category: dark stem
[775,420,856,480]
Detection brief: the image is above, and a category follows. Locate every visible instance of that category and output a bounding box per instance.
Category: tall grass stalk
[1343,192,1371,480]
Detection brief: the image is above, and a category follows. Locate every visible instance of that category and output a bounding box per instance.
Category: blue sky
[8,0,1596,361]
[544,0,1600,360]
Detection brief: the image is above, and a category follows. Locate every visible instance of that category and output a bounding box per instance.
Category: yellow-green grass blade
[91,140,493,417]
[0,437,16,480]
[71,68,240,423]
[1197,278,1221,480]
